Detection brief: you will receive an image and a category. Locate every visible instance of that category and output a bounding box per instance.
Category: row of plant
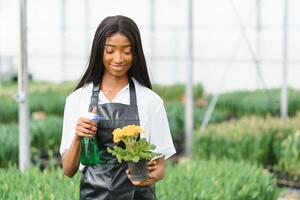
[3,81,300,125]
[157,160,278,200]
[216,88,300,117]
[152,83,203,102]
[0,91,67,123]
[0,116,63,168]
[4,80,300,119]
[0,82,203,123]
[0,167,80,199]
[0,160,278,200]
[193,114,300,178]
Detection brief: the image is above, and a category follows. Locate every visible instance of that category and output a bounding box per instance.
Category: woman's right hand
[76,117,97,138]
[75,107,98,138]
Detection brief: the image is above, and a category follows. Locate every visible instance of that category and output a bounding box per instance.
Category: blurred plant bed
[153,83,203,102]
[0,116,62,168]
[157,159,278,200]
[270,130,300,189]
[0,166,80,199]
[3,81,300,124]
[31,148,62,171]
[193,114,300,187]
[0,90,68,123]
[0,160,278,200]
[0,79,75,96]
[214,88,300,118]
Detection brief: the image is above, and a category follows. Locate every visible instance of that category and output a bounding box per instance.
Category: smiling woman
[59,15,176,200]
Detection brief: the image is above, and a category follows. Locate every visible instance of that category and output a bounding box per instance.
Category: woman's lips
[111,65,126,71]
[112,64,127,68]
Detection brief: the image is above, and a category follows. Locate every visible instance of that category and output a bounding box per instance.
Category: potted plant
[107,125,160,181]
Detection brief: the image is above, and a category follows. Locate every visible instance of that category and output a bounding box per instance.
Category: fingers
[131,180,143,186]
[147,160,157,172]
[91,106,97,114]
[148,160,157,166]
[148,165,158,172]
[78,126,97,135]
[79,117,97,126]
[76,117,97,138]
[126,170,138,185]
[78,120,97,131]
[130,178,154,186]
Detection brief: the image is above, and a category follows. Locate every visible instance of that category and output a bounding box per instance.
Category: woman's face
[102,33,133,79]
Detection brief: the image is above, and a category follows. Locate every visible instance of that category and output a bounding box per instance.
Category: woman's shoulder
[66,82,93,103]
[133,78,163,105]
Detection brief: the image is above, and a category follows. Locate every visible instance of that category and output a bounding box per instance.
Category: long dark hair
[74,15,152,90]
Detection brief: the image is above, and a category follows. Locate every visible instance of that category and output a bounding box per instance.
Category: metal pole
[0,0,2,91]
[185,0,193,156]
[281,0,288,118]
[19,0,30,171]
[61,0,66,82]
[256,0,261,88]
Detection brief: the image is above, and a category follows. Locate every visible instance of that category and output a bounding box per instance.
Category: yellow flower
[123,125,144,137]
[112,128,123,143]
[112,125,145,143]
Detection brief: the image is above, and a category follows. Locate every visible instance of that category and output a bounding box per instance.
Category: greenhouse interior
[1,0,300,199]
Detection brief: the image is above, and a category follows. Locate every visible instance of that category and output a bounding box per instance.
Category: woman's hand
[75,107,98,138]
[126,156,165,186]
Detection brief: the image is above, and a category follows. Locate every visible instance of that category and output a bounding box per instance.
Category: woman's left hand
[126,156,165,186]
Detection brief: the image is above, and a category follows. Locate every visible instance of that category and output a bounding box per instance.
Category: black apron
[80,79,156,200]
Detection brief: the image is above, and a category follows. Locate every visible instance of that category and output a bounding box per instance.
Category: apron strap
[89,83,100,112]
[129,79,137,106]
[89,78,137,108]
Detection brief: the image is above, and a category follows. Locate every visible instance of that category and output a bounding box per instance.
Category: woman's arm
[127,156,165,186]
[62,114,97,177]
[61,135,81,177]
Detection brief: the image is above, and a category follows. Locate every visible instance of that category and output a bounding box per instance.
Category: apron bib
[80,79,156,200]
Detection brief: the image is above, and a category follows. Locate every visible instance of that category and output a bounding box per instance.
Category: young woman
[59,15,176,199]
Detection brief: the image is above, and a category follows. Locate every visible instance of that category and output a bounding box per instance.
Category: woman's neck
[100,74,129,101]
[101,74,129,88]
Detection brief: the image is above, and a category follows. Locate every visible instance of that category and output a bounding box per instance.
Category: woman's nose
[113,52,124,63]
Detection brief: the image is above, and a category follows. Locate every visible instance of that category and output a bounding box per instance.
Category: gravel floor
[279,189,300,200]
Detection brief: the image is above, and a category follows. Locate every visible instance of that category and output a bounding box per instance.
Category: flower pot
[127,159,149,182]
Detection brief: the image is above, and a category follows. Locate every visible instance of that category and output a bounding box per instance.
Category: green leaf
[106,139,158,163]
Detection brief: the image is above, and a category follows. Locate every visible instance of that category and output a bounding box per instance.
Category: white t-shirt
[60,78,176,160]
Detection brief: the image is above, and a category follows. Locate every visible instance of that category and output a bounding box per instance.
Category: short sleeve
[148,100,176,159]
[59,96,78,155]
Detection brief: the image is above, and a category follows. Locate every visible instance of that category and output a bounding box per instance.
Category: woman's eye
[106,48,113,53]
[124,49,131,54]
